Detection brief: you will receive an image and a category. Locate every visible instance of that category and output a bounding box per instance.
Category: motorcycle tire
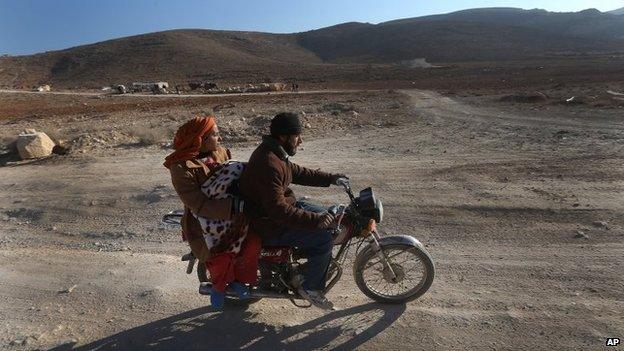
[196,262,262,306]
[353,243,434,304]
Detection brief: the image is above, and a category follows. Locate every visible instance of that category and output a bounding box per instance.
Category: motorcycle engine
[289,272,304,289]
[259,261,290,293]
[289,264,306,289]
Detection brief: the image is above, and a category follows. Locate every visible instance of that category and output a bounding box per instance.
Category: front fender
[356,234,428,261]
[378,235,424,249]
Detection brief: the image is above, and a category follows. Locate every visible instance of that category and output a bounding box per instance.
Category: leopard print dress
[195,161,246,254]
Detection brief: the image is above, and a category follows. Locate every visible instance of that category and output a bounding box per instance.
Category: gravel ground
[0,89,622,350]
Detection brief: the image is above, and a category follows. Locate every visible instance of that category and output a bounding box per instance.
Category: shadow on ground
[51,302,405,351]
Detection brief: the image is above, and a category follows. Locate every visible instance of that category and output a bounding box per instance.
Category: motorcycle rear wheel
[354,243,434,303]
[197,262,262,306]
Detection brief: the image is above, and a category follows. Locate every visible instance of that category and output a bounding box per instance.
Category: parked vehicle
[132,82,169,94]
[101,85,127,94]
[188,81,217,91]
[114,85,127,94]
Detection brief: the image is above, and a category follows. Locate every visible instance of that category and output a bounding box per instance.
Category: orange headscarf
[163,116,216,169]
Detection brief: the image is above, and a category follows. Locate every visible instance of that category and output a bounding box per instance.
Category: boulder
[16,131,56,159]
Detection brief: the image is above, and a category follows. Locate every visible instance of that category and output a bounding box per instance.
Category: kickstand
[290,297,312,308]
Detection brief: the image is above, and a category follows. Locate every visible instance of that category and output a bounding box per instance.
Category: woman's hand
[232,197,245,214]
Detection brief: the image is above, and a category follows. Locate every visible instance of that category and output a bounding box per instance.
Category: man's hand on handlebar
[330,173,349,186]
[318,212,337,229]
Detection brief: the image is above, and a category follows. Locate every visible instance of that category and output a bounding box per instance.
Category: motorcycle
[162,178,435,306]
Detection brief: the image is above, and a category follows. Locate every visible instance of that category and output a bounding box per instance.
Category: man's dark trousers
[262,201,332,291]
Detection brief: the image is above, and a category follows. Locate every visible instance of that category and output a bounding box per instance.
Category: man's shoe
[298,287,334,310]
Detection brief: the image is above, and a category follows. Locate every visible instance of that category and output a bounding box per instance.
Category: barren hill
[608,7,624,15]
[1,7,623,88]
[384,7,624,41]
[296,20,617,63]
[298,8,624,63]
[0,30,322,89]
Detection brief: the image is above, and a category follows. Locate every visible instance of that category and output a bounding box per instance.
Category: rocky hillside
[0,30,322,89]
[384,8,624,40]
[1,7,623,88]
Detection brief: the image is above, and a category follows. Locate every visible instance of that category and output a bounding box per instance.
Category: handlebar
[335,177,357,204]
[335,177,350,189]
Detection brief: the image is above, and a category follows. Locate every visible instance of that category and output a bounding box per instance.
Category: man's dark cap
[270,112,302,136]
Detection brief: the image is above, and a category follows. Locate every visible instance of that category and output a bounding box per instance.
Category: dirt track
[0,89,622,350]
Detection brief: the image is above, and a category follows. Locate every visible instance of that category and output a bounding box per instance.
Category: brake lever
[332,205,347,232]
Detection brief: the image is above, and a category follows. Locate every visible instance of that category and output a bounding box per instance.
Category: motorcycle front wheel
[353,243,434,303]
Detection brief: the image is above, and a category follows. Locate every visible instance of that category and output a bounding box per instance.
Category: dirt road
[0,90,622,350]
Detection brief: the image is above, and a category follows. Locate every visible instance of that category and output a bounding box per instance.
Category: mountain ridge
[1,7,623,88]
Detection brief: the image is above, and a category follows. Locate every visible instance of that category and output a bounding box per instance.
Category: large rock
[16,130,56,159]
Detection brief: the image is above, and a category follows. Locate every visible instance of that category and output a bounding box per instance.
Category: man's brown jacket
[238,136,333,239]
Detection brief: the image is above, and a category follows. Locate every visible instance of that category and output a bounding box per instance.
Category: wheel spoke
[362,249,420,271]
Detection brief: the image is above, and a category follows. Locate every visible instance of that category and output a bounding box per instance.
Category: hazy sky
[1,0,622,55]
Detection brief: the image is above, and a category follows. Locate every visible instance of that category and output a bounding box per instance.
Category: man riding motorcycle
[238,112,347,310]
